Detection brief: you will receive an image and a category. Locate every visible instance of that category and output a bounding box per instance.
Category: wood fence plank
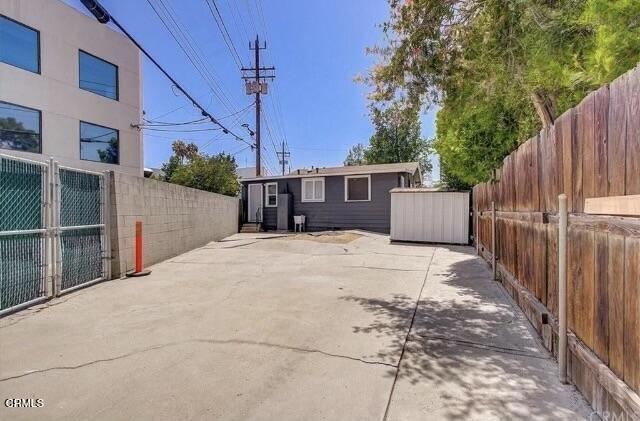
[547,223,558,316]
[581,92,597,203]
[608,234,625,378]
[594,86,610,197]
[569,108,583,212]
[531,134,541,211]
[585,195,640,216]
[593,231,609,363]
[608,72,628,196]
[624,237,640,393]
[626,66,640,195]
[581,229,596,349]
[533,222,547,303]
[568,226,579,332]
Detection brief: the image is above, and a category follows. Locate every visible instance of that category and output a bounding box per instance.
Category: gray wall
[245,172,402,233]
[110,172,239,277]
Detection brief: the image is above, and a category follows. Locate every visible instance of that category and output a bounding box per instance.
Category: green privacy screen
[0,158,45,309]
[59,169,103,290]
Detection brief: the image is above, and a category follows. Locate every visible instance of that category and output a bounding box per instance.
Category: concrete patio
[0,231,593,420]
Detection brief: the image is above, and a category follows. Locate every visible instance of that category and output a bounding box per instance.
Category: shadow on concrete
[341,245,589,420]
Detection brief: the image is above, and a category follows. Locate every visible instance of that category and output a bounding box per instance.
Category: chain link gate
[54,164,111,294]
[0,155,50,313]
[0,154,111,316]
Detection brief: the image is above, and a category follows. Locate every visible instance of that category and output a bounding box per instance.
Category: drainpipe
[558,194,568,384]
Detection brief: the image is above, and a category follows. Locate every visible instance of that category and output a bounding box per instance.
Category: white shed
[390,189,470,244]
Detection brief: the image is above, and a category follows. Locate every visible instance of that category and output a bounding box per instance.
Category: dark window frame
[79,120,120,165]
[78,49,119,101]
[344,174,371,202]
[0,14,41,74]
[0,100,42,154]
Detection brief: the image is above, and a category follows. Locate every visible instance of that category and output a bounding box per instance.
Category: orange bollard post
[126,220,151,277]
[135,221,143,273]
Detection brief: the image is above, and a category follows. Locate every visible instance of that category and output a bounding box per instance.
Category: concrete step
[240,223,261,233]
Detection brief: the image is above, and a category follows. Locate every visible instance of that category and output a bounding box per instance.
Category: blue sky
[64,0,439,179]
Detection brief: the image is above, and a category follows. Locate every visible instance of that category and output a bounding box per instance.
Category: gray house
[240,162,421,233]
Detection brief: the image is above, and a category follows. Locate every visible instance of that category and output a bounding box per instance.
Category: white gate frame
[0,155,111,316]
[53,164,111,296]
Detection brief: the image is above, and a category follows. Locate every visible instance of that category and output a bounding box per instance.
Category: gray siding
[243,172,404,233]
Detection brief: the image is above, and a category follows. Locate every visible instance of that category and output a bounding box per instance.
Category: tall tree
[364,103,432,174]
[344,143,367,166]
[363,0,640,187]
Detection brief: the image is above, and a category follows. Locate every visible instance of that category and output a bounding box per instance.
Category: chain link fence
[58,168,106,291]
[0,156,48,311]
[0,155,110,315]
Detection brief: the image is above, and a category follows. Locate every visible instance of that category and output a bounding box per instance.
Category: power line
[79,0,247,143]
[203,0,245,70]
[146,0,236,115]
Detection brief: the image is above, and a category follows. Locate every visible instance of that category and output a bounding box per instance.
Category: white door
[248,184,263,222]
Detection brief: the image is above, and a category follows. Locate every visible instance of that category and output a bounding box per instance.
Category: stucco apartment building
[0,0,143,175]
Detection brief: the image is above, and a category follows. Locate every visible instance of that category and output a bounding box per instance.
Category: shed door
[248,184,263,222]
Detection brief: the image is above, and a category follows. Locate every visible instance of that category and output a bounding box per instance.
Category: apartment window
[301,177,324,202]
[345,175,371,202]
[0,15,40,73]
[79,50,118,100]
[0,101,41,153]
[80,121,119,164]
[265,182,278,207]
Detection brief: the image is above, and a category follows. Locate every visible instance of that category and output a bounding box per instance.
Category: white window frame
[265,182,278,207]
[301,177,325,202]
[344,174,371,202]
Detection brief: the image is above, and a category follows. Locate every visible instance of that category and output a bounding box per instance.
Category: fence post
[558,194,568,384]
[46,158,54,297]
[103,170,112,282]
[491,201,496,280]
[52,161,62,296]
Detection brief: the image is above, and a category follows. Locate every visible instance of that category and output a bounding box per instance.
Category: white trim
[247,183,263,222]
[301,177,325,202]
[242,163,419,181]
[265,182,278,207]
[344,174,371,202]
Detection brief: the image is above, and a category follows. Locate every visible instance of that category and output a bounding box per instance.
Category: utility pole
[276,141,290,175]
[241,35,275,177]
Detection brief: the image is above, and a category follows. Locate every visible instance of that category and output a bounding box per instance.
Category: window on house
[265,182,277,207]
[301,177,324,202]
[0,101,41,153]
[79,50,118,100]
[80,121,119,164]
[0,15,40,73]
[345,175,371,202]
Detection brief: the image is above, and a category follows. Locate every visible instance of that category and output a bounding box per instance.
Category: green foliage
[160,141,240,196]
[365,0,640,188]
[344,103,433,175]
[344,143,367,166]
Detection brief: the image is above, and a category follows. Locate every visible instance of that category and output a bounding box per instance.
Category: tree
[364,103,432,175]
[363,0,640,187]
[97,137,118,164]
[0,117,39,152]
[159,141,240,196]
[344,143,367,166]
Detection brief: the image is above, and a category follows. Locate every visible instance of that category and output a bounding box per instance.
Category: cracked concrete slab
[0,233,594,420]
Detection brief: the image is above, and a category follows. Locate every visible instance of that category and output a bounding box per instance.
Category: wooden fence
[473,64,639,419]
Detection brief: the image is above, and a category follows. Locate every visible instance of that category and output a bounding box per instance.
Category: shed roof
[242,162,420,182]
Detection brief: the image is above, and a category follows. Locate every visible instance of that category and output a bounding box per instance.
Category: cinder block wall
[109,172,239,277]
